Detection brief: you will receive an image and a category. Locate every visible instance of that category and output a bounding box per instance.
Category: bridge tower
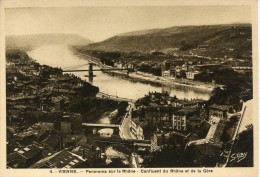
[126,64,129,76]
[89,63,94,77]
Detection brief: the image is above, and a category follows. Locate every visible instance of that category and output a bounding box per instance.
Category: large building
[208,104,234,123]
[143,106,199,132]
[172,108,198,131]
[54,114,83,135]
[144,106,174,130]
[31,150,87,168]
[7,144,43,168]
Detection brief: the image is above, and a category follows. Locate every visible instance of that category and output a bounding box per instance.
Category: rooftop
[13,144,42,160]
[31,150,86,168]
[41,135,60,148]
[208,104,233,111]
[176,108,198,115]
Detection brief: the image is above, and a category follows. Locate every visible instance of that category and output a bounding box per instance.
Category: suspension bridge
[62,63,130,77]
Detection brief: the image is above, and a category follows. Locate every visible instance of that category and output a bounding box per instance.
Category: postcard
[0,0,258,177]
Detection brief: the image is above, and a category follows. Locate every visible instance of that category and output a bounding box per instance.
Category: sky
[5,6,251,42]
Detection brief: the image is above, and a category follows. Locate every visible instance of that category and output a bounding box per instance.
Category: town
[6,40,251,168]
[74,25,252,99]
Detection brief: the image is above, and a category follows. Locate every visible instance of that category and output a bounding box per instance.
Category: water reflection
[88,75,94,83]
[162,86,171,95]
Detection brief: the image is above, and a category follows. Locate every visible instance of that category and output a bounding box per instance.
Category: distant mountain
[6,34,93,50]
[86,24,252,54]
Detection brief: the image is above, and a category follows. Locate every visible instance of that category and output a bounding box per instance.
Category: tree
[207,85,241,105]
[117,101,129,116]
[179,40,199,51]
[78,83,99,97]
[179,70,187,78]
[208,87,226,105]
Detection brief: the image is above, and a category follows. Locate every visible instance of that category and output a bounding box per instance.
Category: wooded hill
[86,24,252,58]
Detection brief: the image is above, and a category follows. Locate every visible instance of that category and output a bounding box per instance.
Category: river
[27,45,211,100]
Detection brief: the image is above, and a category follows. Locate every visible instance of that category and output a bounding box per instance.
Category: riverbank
[74,51,217,92]
[105,69,217,91]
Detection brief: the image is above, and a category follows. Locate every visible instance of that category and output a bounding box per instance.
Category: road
[95,90,136,140]
[119,103,136,140]
[120,115,135,140]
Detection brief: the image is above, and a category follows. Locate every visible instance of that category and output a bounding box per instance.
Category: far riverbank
[104,69,217,91]
[73,51,218,92]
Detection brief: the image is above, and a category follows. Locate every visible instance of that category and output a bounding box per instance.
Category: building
[143,105,199,132]
[193,64,221,73]
[187,116,203,130]
[54,115,71,135]
[7,144,43,168]
[144,106,173,130]
[70,145,101,167]
[172,112,187,131]
[161,60,173,76]
[178,98,206,109]
[172,109,198,131]
[186,70,200,80]
[70,114,83,132]
[162,70,170,77]
[208,104,234,123]
[114,61,123,69]
[182,64,188,71]
[31,150,87,168]
[156,132,171,147]
[130,118,144,140]
[53,114,82,135]
[41,134,61,152]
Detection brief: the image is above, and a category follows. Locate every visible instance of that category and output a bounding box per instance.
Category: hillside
[86,24,252,56]
[6,34,93,51]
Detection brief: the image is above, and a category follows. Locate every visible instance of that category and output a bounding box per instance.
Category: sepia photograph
[0,0,258,176]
